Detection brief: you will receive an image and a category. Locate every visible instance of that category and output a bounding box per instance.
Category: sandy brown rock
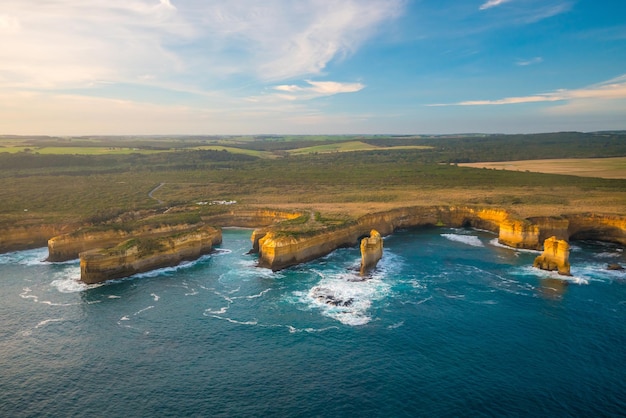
[48,223,204,262]
[80,226,222,284]
[533,236,571,276]
[360,230,383,275]
[0,224,75,253]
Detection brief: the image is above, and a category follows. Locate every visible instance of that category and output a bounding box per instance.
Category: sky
[1,0,625,135]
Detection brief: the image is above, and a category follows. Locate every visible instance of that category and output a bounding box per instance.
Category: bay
[1,228,625,417]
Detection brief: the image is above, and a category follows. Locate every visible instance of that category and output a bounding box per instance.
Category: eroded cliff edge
[80,226,222,284]
[252,206,626,271]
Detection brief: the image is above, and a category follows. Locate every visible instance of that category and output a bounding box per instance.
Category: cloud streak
[429,75,626,107]
[479,0,512,11]
[0,0,403,92]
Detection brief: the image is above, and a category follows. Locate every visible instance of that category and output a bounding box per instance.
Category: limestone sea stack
[360,230,383,275]
[80,226,222,284]
[533,236,571,276]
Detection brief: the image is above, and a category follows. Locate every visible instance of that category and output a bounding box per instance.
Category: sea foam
[441,233,484,247]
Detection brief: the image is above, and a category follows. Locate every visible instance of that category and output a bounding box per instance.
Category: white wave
[134,306,154,316]
[150,293,160,301]
[595,252,622,259]
[489,238,541,253]
[209,315,258,326]
[441,233,484,247]
[232,288,272,300]
[50,270,88,293]
[295,270,391,326]
[19,287,81,306]
[130,254,213,279]
[514,265,589,285]
[0,247,49,265]
[286,325,339,333]
[108,295,121,299]
[204,306,229,315]
[120,316,130,321]
[35,318,65,328]
[387,321,405,329]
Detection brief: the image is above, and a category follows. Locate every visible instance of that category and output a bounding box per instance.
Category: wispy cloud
[479,0,512,11]
[0,0,404,93]
[516,57,543,66]
[429,74,626,106]
[273,80,365,100]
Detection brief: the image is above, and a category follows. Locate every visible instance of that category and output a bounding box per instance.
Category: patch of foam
[0,247,49,265]
[295,270,391,326]
[232,288,272,300]
[50,269,88,293]
[489,238,541,253]
[286,325,339,334]
[387,321,405,329]
[514,265,589,285]
[150,293,160,301]
[595,252,622,259]
[441,234,484,247]
[131,255,213,279]
[209,315,258,326]
[19,287,82,306]
[35,318,65,328]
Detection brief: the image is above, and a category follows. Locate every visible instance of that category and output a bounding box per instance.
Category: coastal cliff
[0,223,75,253]
[48,223,206,262]
[360,230,383,275]
[253,206,626,271]
[80,226,222,284]
[533,236,571,276]
[255,206,514,271]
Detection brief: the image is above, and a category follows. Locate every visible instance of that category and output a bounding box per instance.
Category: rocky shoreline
[0,206,624,283]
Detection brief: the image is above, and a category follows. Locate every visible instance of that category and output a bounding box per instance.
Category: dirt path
[148,183,166,204]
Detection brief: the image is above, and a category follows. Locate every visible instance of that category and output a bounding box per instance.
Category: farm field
[1,132,625,227]
[459,157,626,179]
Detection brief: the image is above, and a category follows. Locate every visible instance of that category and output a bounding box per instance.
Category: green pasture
[286,141,432,155]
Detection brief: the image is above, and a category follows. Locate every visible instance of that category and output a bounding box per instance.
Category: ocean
[1,227,625,417]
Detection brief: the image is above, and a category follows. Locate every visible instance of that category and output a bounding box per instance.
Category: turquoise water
[1,228,625,417]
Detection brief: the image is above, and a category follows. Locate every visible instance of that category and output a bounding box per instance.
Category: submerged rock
[607,263,624,271]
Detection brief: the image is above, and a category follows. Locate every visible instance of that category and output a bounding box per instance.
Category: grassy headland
[1,132,625,228]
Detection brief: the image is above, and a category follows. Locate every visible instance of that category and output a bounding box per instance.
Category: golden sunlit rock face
[80,226,221,284]
[253,206,626,272]
[360,230,383,275]
[533,236,571,276]
[48,224,203,262]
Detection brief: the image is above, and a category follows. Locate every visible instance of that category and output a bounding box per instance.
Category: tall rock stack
[360,230,383,275]
[533,236,571,276]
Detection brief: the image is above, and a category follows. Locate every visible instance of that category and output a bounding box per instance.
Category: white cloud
[429,74,626,108]
[516,57,543,66]
[479,0,512,10]
[252,80,365,102]
[0,0,404,92]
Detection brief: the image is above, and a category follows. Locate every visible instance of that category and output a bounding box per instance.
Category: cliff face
[0,224,74,253]
[80,226,222,284]
[204,209,304,228]
[360,230,383,275]
[498,219,540,249]
[253,206,625,272]
[48,223,203,262]
[255,206,512,271]
[565,213,626,245]
[533,236,571,276]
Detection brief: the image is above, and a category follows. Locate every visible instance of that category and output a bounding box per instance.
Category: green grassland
[1,132,625,227]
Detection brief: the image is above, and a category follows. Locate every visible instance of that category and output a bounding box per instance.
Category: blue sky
[1,0,625,135]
